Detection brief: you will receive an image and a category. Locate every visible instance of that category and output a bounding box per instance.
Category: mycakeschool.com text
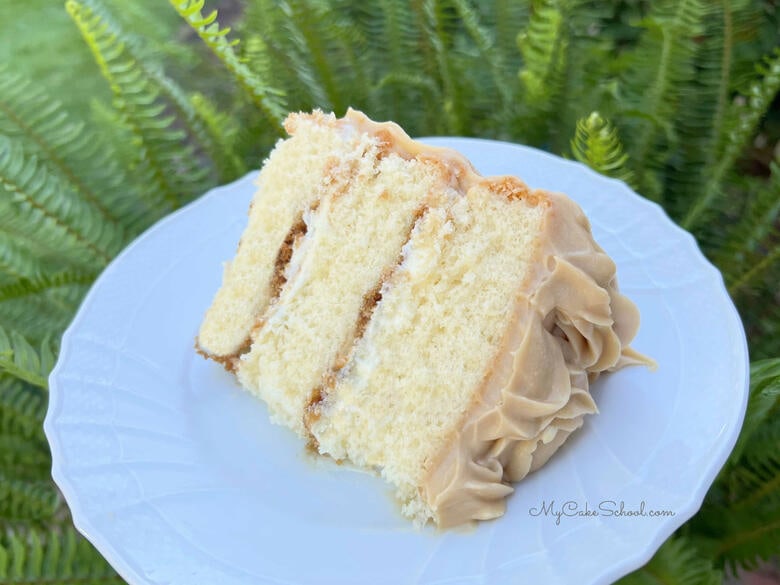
[528,500,676,526]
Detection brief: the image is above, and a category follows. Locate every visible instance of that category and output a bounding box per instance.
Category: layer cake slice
[197,109,647,527]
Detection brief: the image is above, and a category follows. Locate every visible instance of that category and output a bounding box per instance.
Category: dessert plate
[45,138,748,585]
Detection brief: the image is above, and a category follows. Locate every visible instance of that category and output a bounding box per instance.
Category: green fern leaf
[168,0,287,130]
[692,358,780,570]
[450,0,512,109]
[0,281,85,347]
[482,0,530,78]
[0,137,119,267]
[0,377,46,440]
[67,0,214,213]
[0,326,54,389]
[0,232,42,285]
[0,65,140,237]
[0,271,93,343]
[251,3,330,109]
[716,161,780,296]
[420,0,465,134]
[240,2,331,113]
[0,433,50,482]
[570,112,636,187]
[730,418,780,511]
[512,0,614,146]
[615,536,722,585]
[190,92,246,181]
[659,1,764,222]
[0,528,122,584]
[273,0,352,112]
[618,0,707,202]
[0,271,96,304]
[623,0,707,201]
[87,97,161,231]
[0,474,58,524]
[518,0,566,105]
[682,47,780,229]
[141,59,237,186]
[375,71,443,111]
[360,0,429,126]
[712,507,780,571]
[728,358,780,463]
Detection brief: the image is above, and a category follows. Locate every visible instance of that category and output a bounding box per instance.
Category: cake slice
[198,109,648,528]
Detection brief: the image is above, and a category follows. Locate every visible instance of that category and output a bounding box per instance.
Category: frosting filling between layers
[235,117,454,435]
[198,112,360,358]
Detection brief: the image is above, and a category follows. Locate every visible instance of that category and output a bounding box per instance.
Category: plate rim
[44,138,750,585]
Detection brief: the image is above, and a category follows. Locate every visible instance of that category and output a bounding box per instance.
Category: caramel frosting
[295,109,651,527]
[422,192,651,528]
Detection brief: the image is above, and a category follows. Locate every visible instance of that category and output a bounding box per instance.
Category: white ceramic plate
[45,138,749,585]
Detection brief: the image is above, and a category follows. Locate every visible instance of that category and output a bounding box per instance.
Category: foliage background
[0,0,778,583]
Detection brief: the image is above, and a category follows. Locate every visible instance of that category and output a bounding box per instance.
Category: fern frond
[242,0,371,116]
[700,457,780,572]
[0,474,58,524]
[450,0,512,109]
[375,71,443,106]
[0,137,120,267]
[730,418,780,511]
[0,66,137,237]
[0,271,96,304]
[420,0,464,134]
[240,3,327,113]
[682,47,780,229]
[67,0,214,213]
[517,0,568,112]
[88,98,156,226]
[0,528,122,584]
[515,0,573,145]
[619,0,707,202]
[484,0,530,78]
[0,326,54,389]
[0,299,76,349]
[660,1,731,220]
[711,506,780,571]
[0,377,46,440]
[551,2,616,150]
[693,358,780,570]
[0,232,42,284]
[190,92,246,181]
[729,247,780,299]
[360,0,428,126]
[168,0,287,130]
[728,358,780,464]
[716,161,780,295]
[140,60,237,186]
[615,536,722,585]
[276,0,352,113]
[0,433,50,482]
[0,270,90,344]
[571,112,635,186]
